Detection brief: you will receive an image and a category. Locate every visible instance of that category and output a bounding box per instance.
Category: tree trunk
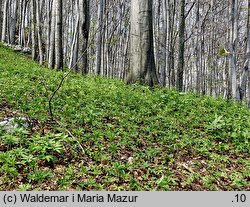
[31,0,37,60]
[19,0,28,46]
[1,0,8,42]
[195,0,200,93]
[9,0,17,44]
[69,2,79,70]
[229,0,238,100]
[239,0,250,101]
[0,0,2,40]
[168,0,177,88]
[36,0,44,65]
[55,0,63,69]
[95,0,104,75]
[48,0,56,69]
[127,0,158,86]
[46,0,52,61]
[79,0,90,74]
[162,0,169,87]
[176,0,185,91]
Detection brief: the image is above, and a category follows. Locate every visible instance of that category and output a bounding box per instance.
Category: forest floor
[0,43,249,190]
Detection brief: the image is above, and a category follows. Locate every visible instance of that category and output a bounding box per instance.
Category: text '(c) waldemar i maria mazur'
[19,193,139,203]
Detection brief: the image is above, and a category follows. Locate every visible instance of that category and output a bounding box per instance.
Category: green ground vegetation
[0,44,249,190]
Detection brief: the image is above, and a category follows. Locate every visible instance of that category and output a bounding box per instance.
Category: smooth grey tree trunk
[168,0,177,88]
[127,0,158,86]
[239,0,250,101]
[36,0,43,65]
[95,0,104,75]
[48,0,56,69]
[162,0,169,87]
[195,0,200,93]
[46,0,52,61]
[69,2,79,70]
[79,0,90,74]
[31,0,37,60]
[229,0,238,100]
[8,0,16,44]
[0,0,2,40]
[55,0,63,69]
[176,0,185,91]
[19,0,28,46]
[1,0,8,42]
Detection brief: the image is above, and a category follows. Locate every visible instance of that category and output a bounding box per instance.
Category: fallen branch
[55,120,85,154]
[65,128,85,154]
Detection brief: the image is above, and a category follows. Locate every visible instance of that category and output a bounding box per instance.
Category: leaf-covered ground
[0,44,249,190]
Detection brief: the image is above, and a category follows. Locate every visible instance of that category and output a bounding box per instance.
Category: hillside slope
[0,44,249,190]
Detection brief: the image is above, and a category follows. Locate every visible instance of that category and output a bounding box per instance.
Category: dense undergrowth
[0,44,249,190]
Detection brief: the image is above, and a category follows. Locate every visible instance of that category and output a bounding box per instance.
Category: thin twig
[55,120,85,154]
[48,70,72,121]
[65,128,85,154]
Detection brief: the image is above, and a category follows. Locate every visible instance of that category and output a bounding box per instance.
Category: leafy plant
[0,44,249,190]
